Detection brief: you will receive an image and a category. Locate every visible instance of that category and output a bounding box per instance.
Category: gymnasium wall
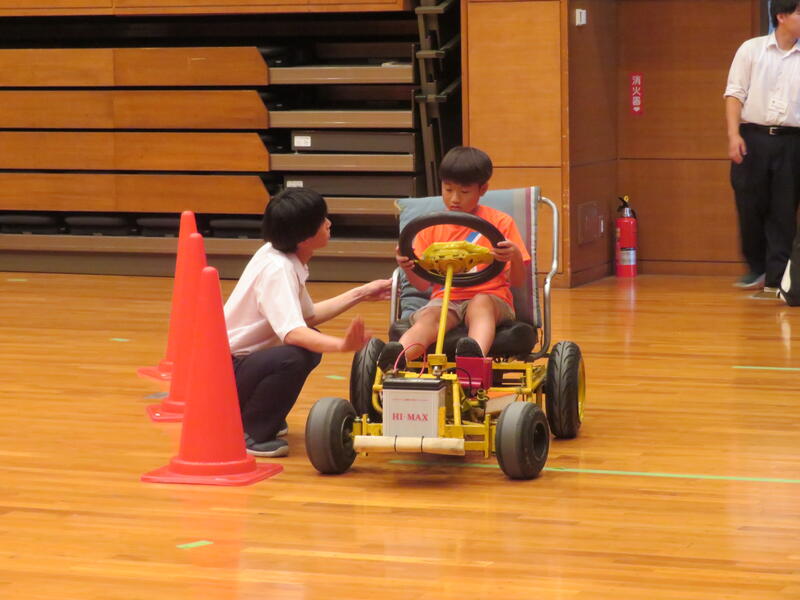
[567,0,617,285]
[617,0,758,275]
[0,0,764,284]
[0,0,409,16]
[463,0,564,278]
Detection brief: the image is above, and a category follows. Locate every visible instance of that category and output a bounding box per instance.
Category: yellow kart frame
[305,189,585,480]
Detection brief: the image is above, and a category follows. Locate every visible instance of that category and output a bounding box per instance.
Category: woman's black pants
[232,345,322,443]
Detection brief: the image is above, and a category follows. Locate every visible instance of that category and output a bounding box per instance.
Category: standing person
[725,0,800,293]
[224,188,391,457]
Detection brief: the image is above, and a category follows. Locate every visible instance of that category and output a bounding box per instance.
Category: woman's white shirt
[224,243,315,355]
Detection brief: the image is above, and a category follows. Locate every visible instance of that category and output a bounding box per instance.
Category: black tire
[544,341,584,439]
[398,211,506,287]
[305,397,357,475]
[350,337,384,422]
[495,402,549,480]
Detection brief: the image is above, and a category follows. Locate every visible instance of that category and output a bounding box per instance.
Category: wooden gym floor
[1,272,798,599]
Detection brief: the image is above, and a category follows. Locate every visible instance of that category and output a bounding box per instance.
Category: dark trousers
[731,126,800,287]
[232,345,321,442]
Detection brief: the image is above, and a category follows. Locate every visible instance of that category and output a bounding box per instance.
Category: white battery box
[381,377,446,437]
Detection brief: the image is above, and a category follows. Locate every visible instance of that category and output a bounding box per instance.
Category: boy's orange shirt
[413,204,531,307]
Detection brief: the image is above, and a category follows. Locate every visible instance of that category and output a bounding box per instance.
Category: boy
[725,0,800,293]
[378,146,530,371]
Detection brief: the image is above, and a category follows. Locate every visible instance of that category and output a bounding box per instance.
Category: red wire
[395,342,426,371]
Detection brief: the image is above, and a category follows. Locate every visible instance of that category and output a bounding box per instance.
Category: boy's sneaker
[277,420,288,438]
[733,272,765,289]
[455,336,483,358]
[244,433,289,458]
[377,341,406,373]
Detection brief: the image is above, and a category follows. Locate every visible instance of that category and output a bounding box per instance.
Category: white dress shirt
[725,33,800,127]
[224,243,315,355]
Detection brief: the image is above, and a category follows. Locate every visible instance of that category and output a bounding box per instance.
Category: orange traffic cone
[138,211,198,383]
[146,232,206,422]
[142,266,282,485]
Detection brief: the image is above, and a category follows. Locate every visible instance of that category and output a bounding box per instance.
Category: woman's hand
[359,278,392,301]
[339,316,371,352]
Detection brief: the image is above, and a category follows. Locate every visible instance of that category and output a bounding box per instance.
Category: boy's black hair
[262,187,328,253]
[439,146,493,186]
[772,0,799,27]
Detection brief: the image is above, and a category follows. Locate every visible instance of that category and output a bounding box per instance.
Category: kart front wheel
[305,397,357,475]
[350,337,384,422]
[495,402,549,480]
[544,341,585,439]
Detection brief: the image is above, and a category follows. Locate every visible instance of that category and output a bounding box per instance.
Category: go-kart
[305,187,585,479]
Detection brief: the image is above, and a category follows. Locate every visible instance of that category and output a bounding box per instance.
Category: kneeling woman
[224,188,390,457]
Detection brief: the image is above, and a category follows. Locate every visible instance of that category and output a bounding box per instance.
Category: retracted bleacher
[0,7,461,280]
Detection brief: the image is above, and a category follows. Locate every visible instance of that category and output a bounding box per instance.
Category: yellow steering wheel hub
[418,241,493,275]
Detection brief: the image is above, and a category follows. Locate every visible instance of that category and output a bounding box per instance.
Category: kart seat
[388,187,543,360]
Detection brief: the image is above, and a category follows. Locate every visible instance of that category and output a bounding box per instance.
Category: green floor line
[177,540,213,549]
[388,460,800,484]
[733,365,800,372]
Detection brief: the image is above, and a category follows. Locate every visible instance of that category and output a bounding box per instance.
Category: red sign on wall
[630,73,643,115]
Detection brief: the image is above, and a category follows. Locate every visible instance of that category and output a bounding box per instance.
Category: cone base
[146,403,184,423]
[137,365,173,382]
[141,462,283,486]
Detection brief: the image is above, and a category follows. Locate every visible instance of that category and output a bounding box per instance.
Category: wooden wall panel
[618,159,740,263]
[0,132,115,171]
[618,0,752,159]
[0,2,408,15]
[0,0,109,7]
[490,166,563,274]
[0,91,268,130]
[466,1,561,167]
[115,174,268,213]
[0,49,114,87]
[0,173,268,213]
[0,132,269,172]
[112,91,268,129]
[0,173,116,212]
[0,48,268,87]
[569,160,615,276]
[116,0,302,6]
[568,0,617,166]
[0,92,114,129]
[616,0,755,275]
[309,1,409,8]
[114,1,407,14]
[114,132,269,171]
[113,47,268,86]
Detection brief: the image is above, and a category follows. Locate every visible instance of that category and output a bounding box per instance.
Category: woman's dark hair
[772,0,799,27]
[439,146,493,186]
[261,187,328,252]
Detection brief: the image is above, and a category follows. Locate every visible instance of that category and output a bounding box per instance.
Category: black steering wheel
[398,211,506,288]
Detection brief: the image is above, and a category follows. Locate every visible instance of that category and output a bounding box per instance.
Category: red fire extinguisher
[615,195,638,277]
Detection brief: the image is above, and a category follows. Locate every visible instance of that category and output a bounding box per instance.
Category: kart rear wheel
[544,341,585,439]
[305,397,357,475]
[350,337,384,422]
[495,402,549,480]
